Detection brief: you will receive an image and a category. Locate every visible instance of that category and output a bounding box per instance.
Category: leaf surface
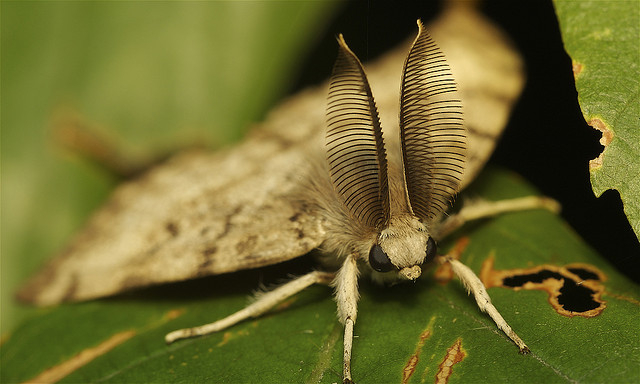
[554,0,640,240]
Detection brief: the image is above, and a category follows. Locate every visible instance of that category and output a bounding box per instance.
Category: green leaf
[2,168,638,383]
[553,1,640,240]
[1,0,337,334]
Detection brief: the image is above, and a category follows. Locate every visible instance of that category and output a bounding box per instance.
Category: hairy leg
[440,255,529,353]
[332,254,360,383]
[435,196,560,240]
[165,270,334,343]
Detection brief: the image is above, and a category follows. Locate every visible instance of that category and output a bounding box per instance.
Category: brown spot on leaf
[435,338,467,384]
[24,330,136,383]
[0,333,10,347]
[591,118,614,147]
[216,331,232,347]
[165,309,185,320]
[588,157,603,169]
[216,329,250,347]
[403,356,419,383]
[606,292,640,306]
[480,255,607,317]
[572,61,584,79]
[588,117,614,171]
[402,317,435,384]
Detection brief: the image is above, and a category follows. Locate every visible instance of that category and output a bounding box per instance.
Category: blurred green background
[1,1,339,335]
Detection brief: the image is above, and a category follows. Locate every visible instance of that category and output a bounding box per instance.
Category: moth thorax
[369,215,437,280]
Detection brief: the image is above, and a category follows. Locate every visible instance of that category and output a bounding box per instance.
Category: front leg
[440,255,529,353]
[332,254,360,384]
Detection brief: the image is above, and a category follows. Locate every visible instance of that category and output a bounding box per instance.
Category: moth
[19,14,556,383]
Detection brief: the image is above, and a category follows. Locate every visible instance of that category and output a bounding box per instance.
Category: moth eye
[425,237,437,263]
[369,244,393,272]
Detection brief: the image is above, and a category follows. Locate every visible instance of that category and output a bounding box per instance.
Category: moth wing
[18,140,326,306]
[428,7,526,188]
[18,7,525,306]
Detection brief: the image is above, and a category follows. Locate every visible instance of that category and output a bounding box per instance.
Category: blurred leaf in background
[554,0,640,240]
[1,0,338,335]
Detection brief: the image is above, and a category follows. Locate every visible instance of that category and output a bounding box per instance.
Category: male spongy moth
[18,10,558,384]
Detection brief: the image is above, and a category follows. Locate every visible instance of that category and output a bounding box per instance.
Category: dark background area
[291,0,640,283]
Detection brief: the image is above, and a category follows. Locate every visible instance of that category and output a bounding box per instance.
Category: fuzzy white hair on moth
[18,17,560,384]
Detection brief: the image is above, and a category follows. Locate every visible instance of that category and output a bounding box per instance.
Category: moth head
[368,215,437,280]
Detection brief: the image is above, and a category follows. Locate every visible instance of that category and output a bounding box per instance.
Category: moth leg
[165,270,335,344]
[441,255,530,353]
[435,196,560,239]
[332,254,360,384]
[51,111,179,179]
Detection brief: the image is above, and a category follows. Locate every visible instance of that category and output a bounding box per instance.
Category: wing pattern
[18,147,325,306]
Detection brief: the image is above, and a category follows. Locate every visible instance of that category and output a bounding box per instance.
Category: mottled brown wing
[18,135,326,306]
[18,7,524,306]
[428,6,525,188]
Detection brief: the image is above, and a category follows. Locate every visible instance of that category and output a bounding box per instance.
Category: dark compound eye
[369,244,393,272]
[425,237,437,263]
